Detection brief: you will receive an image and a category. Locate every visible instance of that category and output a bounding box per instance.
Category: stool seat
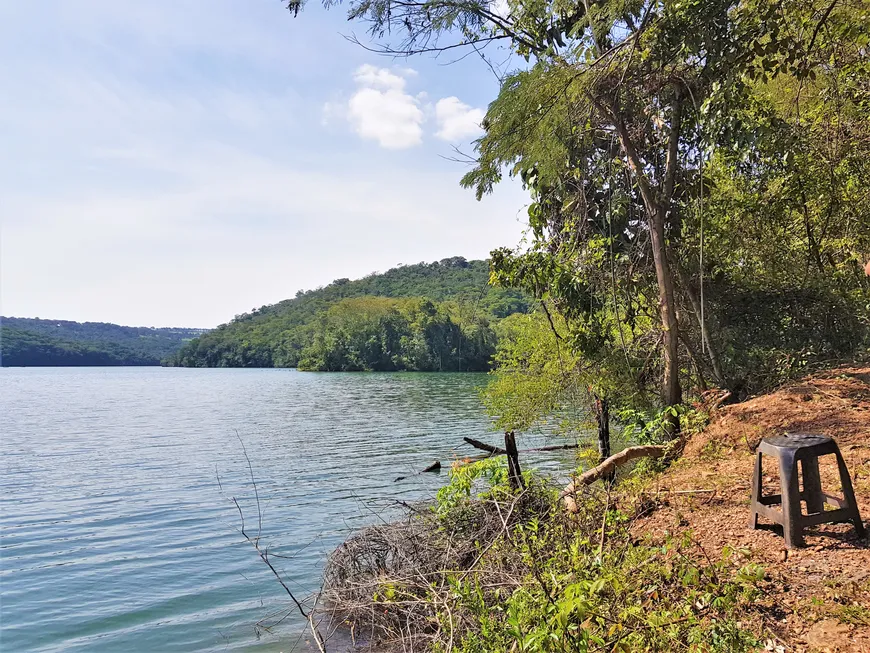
[759,433,833,453]
[749,432,865,548]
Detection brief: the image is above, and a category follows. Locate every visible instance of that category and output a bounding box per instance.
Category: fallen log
[561,445,667,513]
[394,456,487,482]
[393,460,441,482]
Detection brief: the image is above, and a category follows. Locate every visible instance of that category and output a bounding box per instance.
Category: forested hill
[1,318,207,367]
[170,257,531,370]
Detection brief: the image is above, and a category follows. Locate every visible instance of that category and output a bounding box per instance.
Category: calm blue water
[0,368,576,652]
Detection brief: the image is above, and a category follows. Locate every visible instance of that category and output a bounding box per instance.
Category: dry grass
[322,483,557,651]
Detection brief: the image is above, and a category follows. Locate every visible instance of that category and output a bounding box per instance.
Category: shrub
[323,460,760,652]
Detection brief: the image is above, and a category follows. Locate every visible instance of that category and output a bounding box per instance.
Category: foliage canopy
[288,0,869,431]
[0,318,204,367]
[171,258,530,369]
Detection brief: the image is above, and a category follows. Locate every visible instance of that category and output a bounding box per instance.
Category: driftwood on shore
[561,445,667,513]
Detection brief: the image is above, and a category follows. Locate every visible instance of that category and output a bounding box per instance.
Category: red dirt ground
[631,367,870,652]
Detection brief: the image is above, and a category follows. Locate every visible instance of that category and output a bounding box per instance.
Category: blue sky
[0,0,527,327]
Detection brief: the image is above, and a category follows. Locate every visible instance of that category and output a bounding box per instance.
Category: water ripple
[0,368,580,651]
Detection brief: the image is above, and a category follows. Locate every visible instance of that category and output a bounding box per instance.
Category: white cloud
[0,4,524,327]
[343,65,424,149]
[352,64,409,91]
[348,88,424,149]
[434,97,485,142]
[328,67,486,148]
[490,0,511,18]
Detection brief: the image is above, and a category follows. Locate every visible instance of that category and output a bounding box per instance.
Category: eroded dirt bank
[632,367,870,652]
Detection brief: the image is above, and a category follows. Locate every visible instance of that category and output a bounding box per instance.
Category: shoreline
[317,367,870,652]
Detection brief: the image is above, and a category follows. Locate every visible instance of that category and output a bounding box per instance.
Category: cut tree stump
[505,431,524,490]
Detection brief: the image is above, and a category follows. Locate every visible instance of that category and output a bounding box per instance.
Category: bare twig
[220,437,327,652]
[234,430,262,542]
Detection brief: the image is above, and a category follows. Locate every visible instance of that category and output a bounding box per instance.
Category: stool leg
[834,449,866,540]
[801,457,824,514]
[779,451,803,548]
[748,451,762,529]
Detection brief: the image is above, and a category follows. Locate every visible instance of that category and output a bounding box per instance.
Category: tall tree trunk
[649,205,683,427]
[608,96,683,436]
[593,394,613,482]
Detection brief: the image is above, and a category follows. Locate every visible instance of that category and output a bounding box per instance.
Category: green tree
[295,296,498,372]
[289,0,869,431]
[171,259,529,369]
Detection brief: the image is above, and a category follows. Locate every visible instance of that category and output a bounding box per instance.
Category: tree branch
[540,300,565,340]
[221,437,327,652]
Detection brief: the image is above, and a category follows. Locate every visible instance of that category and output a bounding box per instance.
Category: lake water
[0,368,579,652]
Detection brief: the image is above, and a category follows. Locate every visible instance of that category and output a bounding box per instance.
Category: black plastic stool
[748,433,865,548]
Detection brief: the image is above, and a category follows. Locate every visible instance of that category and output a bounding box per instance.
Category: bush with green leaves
[325,459,763,652]
[616,405,711,445]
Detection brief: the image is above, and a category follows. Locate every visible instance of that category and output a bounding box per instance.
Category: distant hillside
[171,257,531,369]
[1,318,207,367]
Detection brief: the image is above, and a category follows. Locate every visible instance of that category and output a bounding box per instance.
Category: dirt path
[631,367,870,652]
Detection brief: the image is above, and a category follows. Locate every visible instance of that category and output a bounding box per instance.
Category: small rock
[778,549,788,562]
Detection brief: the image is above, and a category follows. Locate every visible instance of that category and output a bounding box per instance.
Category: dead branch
[562,445,667,512]
[394,437,584,481]
[322,482,554,650]
[464,436,581,456]
[463,437,505,454]
[221,437,327,652]
[528,442,582,453]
